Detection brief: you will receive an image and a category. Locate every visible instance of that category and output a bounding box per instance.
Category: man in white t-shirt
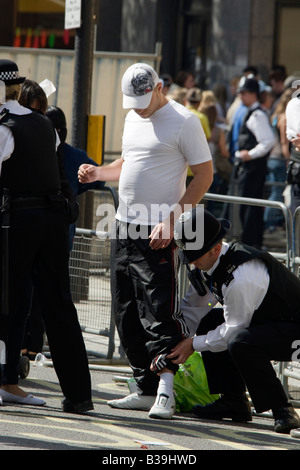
[78,63,213,419]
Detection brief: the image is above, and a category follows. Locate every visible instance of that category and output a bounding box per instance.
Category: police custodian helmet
[0,59,26,85]
[174,207,231,264]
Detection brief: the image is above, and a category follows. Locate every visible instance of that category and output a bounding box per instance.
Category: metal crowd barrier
[68,186,118,361]
[203,192,293,266]
[69,227,115,360]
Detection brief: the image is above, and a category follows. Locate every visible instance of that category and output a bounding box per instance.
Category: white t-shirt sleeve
[247,110,276,159]
[286,98,300,140]
[178,114,212,166]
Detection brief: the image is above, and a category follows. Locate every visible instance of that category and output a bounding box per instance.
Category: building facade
[1,0,299,90]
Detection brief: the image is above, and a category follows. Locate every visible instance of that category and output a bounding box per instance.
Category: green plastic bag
[174,351,219,412]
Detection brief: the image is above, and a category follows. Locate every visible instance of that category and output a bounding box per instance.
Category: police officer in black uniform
[0,59,92,412]
[235,77,275,248]
[168,206,300,434]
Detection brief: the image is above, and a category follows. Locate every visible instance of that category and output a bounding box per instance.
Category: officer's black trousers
[239,156,267,248]
[0,203,91,403]
[198,308,300,413]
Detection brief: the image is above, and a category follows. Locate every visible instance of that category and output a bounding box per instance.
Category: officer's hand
[239,150,251,162]
[166,338,194,365]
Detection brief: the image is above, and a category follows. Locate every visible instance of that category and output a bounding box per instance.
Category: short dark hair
[269,69,287,83]
[243,65,258,76]
[46,105,67,143]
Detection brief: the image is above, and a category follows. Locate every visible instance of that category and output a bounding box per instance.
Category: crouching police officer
[0,59,92,412]
[167,206,300,434]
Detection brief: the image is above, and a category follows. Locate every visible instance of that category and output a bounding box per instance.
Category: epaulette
[0,108,9,122]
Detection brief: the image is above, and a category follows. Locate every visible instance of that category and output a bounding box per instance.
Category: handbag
[287,160,300,185]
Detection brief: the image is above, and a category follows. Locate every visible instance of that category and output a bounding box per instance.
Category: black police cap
[174,207,231,264]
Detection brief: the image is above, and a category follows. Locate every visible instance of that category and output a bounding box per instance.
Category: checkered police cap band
[0,60,26,85]
[0,70,20,81]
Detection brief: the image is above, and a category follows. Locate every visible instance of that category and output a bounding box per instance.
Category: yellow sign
[87,115,106,166]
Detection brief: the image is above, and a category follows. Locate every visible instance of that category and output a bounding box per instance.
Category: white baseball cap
[121,63,160,109]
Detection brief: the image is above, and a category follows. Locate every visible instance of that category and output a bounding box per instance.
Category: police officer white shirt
[0,100,60,176]
[0,100,31,173]
[235,101,276,160]
[181,242,270,352]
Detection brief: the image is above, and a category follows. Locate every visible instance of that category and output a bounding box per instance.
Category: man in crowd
[235,77,276,248]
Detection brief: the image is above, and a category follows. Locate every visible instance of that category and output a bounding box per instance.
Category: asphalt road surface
[0,358,300,454]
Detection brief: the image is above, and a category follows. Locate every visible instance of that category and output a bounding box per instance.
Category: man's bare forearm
[170,160,213,223]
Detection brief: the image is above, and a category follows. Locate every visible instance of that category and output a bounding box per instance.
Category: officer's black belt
[10,195,65,210]
[275,312,300,324]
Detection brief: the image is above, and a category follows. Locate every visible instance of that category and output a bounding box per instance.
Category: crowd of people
[1,57,300,443]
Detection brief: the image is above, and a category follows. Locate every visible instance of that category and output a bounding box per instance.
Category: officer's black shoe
[62,398,94,414]
[273,404,300,434]
[192,392,252,422]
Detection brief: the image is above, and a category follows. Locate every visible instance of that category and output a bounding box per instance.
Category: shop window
[14,0,74,49]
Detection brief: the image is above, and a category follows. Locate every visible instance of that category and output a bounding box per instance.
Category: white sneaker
[107,392,155,410]
[148,393,175,419]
